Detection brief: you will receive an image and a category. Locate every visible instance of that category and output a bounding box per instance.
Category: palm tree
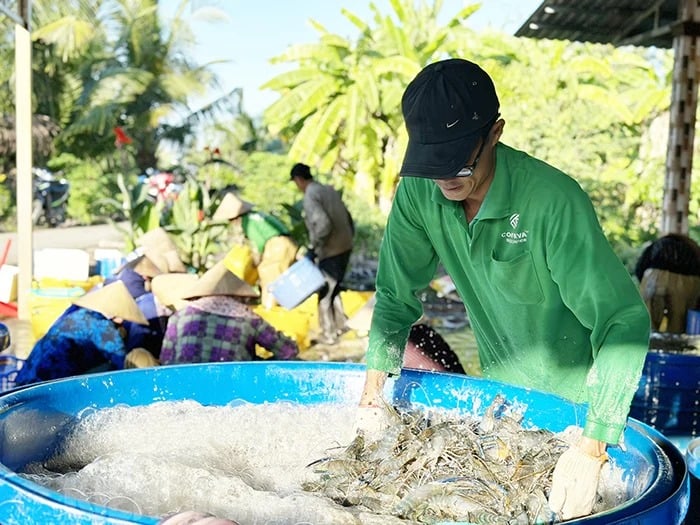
[30,0,241,171]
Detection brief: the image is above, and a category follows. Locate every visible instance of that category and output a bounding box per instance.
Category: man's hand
[548,437,608,520]
[353,406,391,441]
[355,369,391,441]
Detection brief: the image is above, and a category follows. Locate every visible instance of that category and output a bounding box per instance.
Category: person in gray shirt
[290,163,354,344]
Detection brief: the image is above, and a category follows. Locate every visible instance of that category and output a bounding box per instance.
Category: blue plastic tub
[687,438,700,524]
[0,362,690,524]
[630,339,700,437]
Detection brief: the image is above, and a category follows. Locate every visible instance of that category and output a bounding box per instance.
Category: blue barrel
[0,362,690,524]
[630,334,700,437]
[687,438,700,524]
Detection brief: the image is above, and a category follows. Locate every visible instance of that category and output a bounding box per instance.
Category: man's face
[432,119,502,202]
[433,137,488,201]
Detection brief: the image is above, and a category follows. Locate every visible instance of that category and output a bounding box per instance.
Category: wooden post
[662,0,700,234]
[15,19,32,321]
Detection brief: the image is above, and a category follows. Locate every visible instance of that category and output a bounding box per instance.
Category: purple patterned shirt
[160,296,299,364]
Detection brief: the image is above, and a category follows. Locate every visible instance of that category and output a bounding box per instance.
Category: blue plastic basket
[0,355,24,392]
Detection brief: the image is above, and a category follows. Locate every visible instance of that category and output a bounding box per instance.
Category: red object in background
[0,239,16,317]
[0,302,17,318]
[113,126,133,147]
[0,239,9,266]
[145,172,180,205]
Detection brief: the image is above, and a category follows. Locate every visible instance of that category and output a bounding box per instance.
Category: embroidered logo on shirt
[509,213,519,229]
[446,120,460,128]
[501,212,528,244]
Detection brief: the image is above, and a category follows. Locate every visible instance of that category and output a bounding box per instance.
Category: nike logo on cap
[446,120,459,128]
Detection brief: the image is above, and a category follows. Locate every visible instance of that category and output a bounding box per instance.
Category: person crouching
[15,281,156,386]
[159,261,299,364]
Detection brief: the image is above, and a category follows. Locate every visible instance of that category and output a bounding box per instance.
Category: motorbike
[33,167,70,227]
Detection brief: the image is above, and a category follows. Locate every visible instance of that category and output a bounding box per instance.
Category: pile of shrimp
[304,395,568,524]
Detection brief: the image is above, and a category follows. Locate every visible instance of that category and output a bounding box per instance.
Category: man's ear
[490,118,505,146]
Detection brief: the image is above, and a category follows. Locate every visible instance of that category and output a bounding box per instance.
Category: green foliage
[46,153,119,225]
[238,152,300,220]
[280,201,308,248]
[0,175,13,225]
[195,151,305,240]
[262,0,481,209]
[164,175,229,273]
[98,172,160,252]
[344,196,386,261]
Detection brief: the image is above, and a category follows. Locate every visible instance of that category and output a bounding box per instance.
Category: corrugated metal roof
[515,0,681,48]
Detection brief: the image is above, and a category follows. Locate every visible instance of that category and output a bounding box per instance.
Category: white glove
[548,445,608,520]
[353,406,390,442]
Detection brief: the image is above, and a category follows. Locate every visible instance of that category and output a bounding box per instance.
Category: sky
[161,0,542,117]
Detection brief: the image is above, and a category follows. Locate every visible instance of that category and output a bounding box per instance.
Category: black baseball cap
[400,58,500,179]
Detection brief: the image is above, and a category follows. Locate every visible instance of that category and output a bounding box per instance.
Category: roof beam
[615,0,669,40]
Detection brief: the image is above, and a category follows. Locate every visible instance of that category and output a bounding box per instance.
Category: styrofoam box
[34,248,90,282]
[0,264,19,303]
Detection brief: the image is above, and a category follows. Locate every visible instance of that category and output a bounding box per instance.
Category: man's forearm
[359,368,388,406]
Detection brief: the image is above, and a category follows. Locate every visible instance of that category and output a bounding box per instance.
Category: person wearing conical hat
[138,227,187,274]
[105,254,163,299]
[103,254,171,359]
[214,191,298,308]
[150,272,199,312]
[15,281,158,387]
[159,261,299,365]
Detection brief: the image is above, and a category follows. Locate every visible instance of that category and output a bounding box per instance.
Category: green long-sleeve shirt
[367,143,650,444]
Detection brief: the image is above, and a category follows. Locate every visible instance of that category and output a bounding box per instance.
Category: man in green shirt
[355,58,650,520]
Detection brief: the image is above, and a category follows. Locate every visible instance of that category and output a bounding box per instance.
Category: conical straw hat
[213,192,254,221]
[181,260,259,300]
[138,227,187,273]
[116,254,162,278]
[73,281,149,325]
[150,272,199,310]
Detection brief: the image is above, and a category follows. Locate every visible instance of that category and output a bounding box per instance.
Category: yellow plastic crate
[34,275,103,293]
[254,304,313,351]
[30,287,85,340]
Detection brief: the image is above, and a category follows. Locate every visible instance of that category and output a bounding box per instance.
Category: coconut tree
[262,0,481,210]
[30,0,240,172]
